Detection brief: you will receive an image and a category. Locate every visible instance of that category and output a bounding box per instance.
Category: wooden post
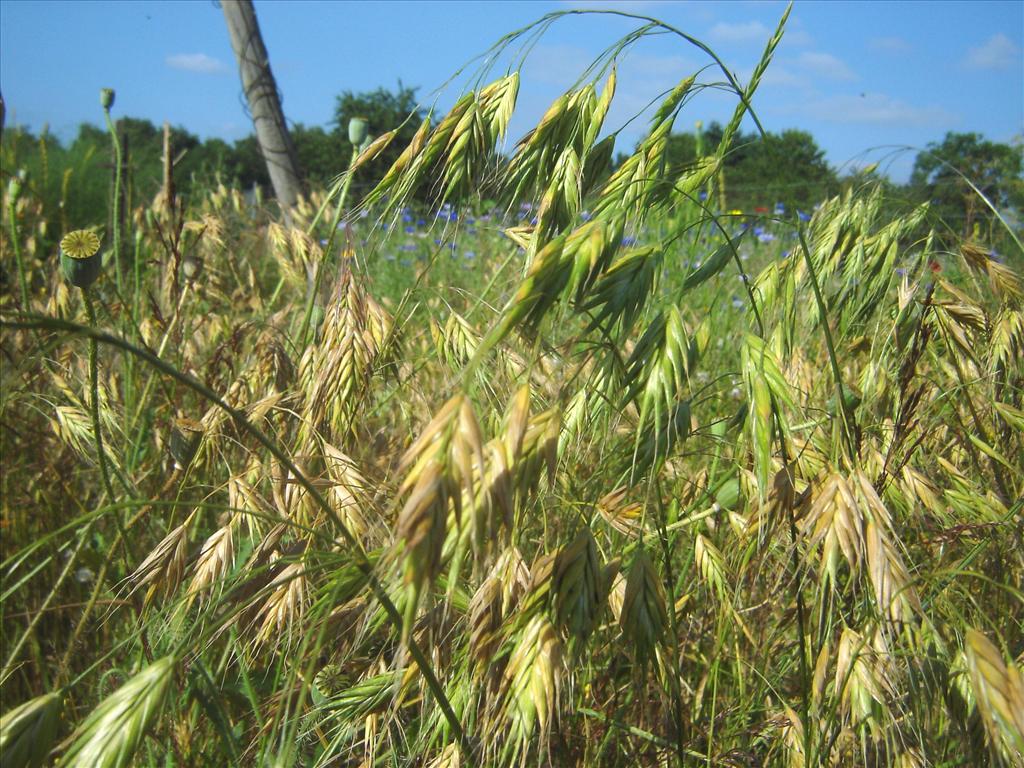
[162,121,176,217]
[221,0,303,219]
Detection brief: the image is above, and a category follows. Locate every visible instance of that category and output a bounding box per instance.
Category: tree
[222,0,303,214]
[909,132,1024,240]
[664,122,837,213]
[226,134,271,191]
[291,124,345,188]
[331,83,427,191]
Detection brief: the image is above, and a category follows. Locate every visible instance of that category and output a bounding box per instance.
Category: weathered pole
[221,0,303,217]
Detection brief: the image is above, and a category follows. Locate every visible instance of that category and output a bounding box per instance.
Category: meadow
[1,8,1022,767]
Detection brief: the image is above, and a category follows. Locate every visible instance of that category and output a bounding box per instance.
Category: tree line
[2,83,1020,245]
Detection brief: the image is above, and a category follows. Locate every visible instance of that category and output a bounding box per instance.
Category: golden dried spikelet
[127,515,193,606]
[256,561,307,648]
[965,628,1024,760]
[187,517,236,605]
[694,532,728,602]
[468,576,503,682]
[396,394,484,629]
[596,487,645,536]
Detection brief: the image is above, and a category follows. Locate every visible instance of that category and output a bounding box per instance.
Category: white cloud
[708,20,770,44]
[782,26,813,48]
[963,33,1021,71]
[797,51,857,81]
[869,36,911,54]
[798,93,957,126]
[166,53,227,74]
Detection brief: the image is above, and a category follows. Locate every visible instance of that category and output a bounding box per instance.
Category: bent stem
[0,314,470,757]
[83,291,131,558]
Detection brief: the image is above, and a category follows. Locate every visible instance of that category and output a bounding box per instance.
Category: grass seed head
[58,656,175,768]
[965,628,1024,760]
[0,691,63,768]
[620,547,668,663]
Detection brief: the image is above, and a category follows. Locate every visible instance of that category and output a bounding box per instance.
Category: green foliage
[291,123,345,188]
[2,8,1023,768]
[332,82,429,194]
[664,121,839,212]
[909,131,1024,241]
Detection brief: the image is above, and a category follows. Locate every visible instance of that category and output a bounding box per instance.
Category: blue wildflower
[797,210,811,222]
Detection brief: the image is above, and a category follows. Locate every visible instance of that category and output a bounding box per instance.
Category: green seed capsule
[60,229,103,289]
[348,116,368,146]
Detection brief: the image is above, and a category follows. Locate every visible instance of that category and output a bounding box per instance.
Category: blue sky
[1,0,1021,182]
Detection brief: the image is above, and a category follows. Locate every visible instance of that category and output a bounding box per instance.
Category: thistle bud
[100,88,115,111]
[60,229,103,289]
[348,116,368,146]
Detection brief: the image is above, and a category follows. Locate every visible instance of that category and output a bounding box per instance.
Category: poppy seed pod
[100,88,115,111]
[348,116,369,146]
[6,173,24,204]
[60,229,103,289]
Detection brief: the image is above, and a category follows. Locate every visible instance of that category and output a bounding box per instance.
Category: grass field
[1,7,1022,767]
